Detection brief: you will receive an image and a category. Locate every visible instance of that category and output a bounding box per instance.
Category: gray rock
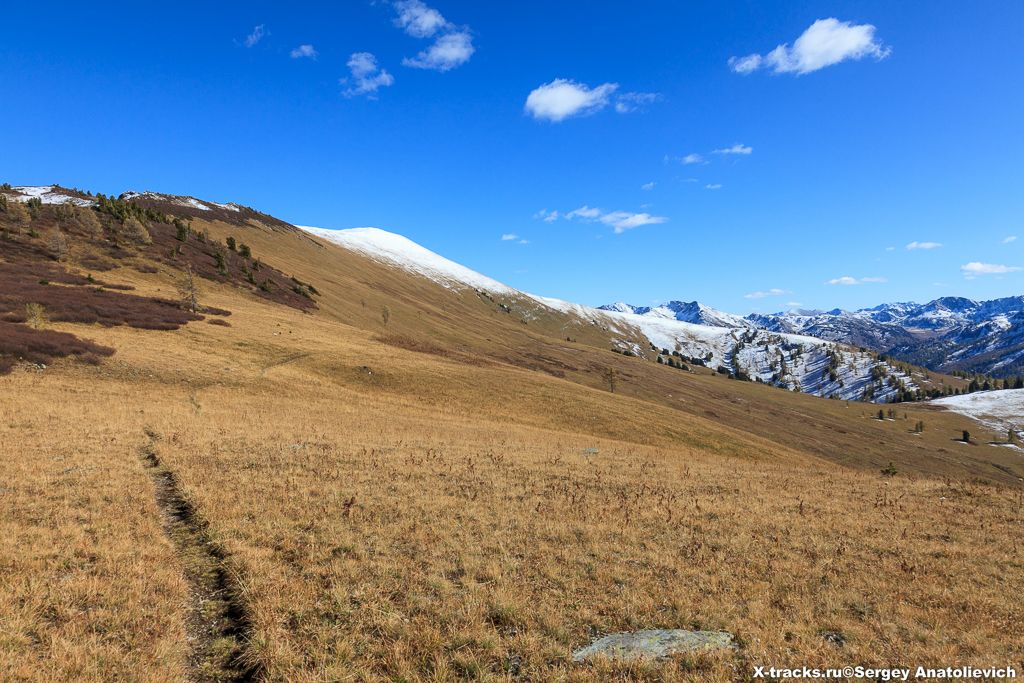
[572,629,735,663]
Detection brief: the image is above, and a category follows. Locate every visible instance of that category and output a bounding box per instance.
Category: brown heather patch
[0,271,199,330]
[0,321,114,374]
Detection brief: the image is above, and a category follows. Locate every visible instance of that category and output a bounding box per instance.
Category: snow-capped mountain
[599,301,751,329]
[748,297,1024,378]
[304,226,919,402]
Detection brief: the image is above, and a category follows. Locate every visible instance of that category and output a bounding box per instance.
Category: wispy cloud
[906,241,942,250]
[1003,235,1018,244]
[730,18,890,75]
[714,143,753,155]
[826,275,887,285]
[500,233,518,241]
[290,44,318,59]
[554,205,668,234]
[641,182,656,191]
[565,206,602,220]
[614,92,661,113]
[244,25,267,48]
[705,183,722,190]
[961,262,1021,279]
[533,209,559,223]
[341,52,394,98]
[744,288,791,299]
[394,1,475,71]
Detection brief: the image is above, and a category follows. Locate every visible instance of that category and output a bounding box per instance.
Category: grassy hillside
[2,193,1022,681]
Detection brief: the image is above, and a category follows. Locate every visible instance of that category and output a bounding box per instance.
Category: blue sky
[2,1,1022,313]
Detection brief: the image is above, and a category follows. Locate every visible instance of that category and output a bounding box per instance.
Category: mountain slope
[304,226,925,402]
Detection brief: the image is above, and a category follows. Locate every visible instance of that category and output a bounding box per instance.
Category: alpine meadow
[2,3,1023,682]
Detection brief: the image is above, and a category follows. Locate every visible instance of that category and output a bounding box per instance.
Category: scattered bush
[24,303,47,329]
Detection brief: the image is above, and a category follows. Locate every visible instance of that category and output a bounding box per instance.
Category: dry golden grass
[0,377,190,682]
[2,214,1023,681]
[1,274,1022,681]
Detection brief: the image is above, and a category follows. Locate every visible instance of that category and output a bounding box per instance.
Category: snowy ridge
[600,310,915,402]
[300,226,516,296]
[122,191,220,212]
[3,185,95,207]
[933,389,1024,436]
[303,226,917,402]
[600,300,752,328]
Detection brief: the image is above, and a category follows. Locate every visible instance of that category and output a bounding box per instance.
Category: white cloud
[730,18,890,75]
[599,211,667,233]
[393,1,474,72]
[394,0,448,38]
[728,54,762,74]
[641,182,656,191]
[786,301,803,308]
[403,30,475,71]
[244,25,267,48]
[524,79,619,122]
[500,233,518,241]
[705,183,722,190]
[614,92,661,114]
[885,246,896,251]
[906,241,942,250]
[533,209,559,223]
[565,205,602,220]
[518,239,530,245]
[1004,235,1018,244]
[961,262,1021,278]
[342,52,395,98]
[290,44,317,59]
[563,205,667,234]
[744,288,791,299]
[826,275,887,285]
[714,143,753,155]
[680,153,704,165]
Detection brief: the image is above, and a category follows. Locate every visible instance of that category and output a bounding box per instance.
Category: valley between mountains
[2,186,1022,681]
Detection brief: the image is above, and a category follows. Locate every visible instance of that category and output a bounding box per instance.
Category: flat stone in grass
[572,629,735,663]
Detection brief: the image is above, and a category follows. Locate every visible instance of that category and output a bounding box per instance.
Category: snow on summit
[299,226,515,295]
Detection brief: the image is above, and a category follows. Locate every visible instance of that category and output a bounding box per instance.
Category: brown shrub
[0,321,114,374]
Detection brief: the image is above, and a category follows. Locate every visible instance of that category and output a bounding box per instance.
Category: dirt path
[259,352,310,377]
[140,430,262,682]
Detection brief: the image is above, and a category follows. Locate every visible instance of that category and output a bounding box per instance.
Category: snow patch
[4,186,95,207]
[932,389,1024,434]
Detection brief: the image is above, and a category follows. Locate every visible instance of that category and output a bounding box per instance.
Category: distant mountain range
[601,297,1024,378]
